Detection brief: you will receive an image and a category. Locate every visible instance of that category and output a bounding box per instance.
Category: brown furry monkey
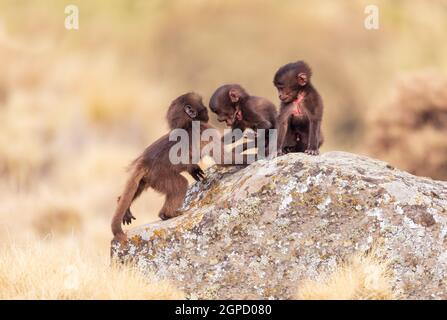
[209,84,277,154]
[209,84,277,131]
[273,61,324,155]
[111,92,248,243]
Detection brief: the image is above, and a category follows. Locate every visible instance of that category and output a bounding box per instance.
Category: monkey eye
[184,104,197,118]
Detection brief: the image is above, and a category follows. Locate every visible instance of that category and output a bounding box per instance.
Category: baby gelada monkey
[209,84,277,155]
[273,61,324,155]
[111,92,249,243]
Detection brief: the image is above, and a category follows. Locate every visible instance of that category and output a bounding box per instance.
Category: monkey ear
[229,89,240,103]
[184,105,197,118]
[297,73,308,86]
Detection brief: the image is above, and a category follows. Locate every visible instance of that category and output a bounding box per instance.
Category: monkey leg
[318,130,325,148]
[116,196,133,225]
[116,196,134,225]
[158,174,188,220]
[111,167,147,241]
[283,142,307,154]
[282,130,302,154]
[121,179,147,225]
[253,130,275,159]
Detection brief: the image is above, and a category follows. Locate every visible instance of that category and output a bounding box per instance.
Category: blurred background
[1,0,447,252]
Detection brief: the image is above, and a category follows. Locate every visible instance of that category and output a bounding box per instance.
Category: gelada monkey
[209,84,277,155]
[273,61,324,155]
[111,92,248,242]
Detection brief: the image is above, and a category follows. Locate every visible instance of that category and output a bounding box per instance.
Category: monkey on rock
[209,84,277,156]
[111,92,250,243]
[273,61,324,156]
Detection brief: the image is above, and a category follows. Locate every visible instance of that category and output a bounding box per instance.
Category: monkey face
[274,61,311,104]
[214,107,237,126]
[210,97,237,126]
[274,76,300,104]
[209,84,249,127]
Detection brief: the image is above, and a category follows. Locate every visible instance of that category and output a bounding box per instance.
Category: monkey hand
[243,130,257,140]
[189,166,206,181]
[122,209,136,225]
[305,148,319,156]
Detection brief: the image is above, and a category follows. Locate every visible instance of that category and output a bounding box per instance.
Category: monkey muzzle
[279,95,288,102]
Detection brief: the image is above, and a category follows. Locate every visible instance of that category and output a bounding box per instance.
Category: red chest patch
[235,109,243,121]
[292,93,305,116]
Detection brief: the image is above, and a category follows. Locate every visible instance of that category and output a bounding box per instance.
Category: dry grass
[366,70,447,180]
[32,205,83,236]
[295,251,396,300]
[0,238,185,300]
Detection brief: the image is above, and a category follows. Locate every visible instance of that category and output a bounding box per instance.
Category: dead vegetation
[366,71,447,180]
[296,250,397,300]
[0,239,185,300]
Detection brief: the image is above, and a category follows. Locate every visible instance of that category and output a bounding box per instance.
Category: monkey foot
[305,149,319,156]
[113,233,128,244]
[122,209,136,225]
[159,210,183,221]
[159,212,168,220]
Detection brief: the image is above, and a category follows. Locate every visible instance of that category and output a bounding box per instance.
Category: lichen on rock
[111,151,447,300]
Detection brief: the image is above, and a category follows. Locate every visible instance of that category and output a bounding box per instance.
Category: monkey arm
[254,119,273,130]
[200,123,254,166]
[220,129,253,153]
[276,113,290,154]
[305,119,321,155]
[206,140,253,166]
[111,166,147,241]
[241,103,273,130]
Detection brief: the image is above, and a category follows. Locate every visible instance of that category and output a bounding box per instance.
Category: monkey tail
[111,164,147,239]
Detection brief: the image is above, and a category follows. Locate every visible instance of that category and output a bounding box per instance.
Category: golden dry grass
[0,238,185,300]
[295,251,396,300]
[366,70,447,180]
[32,205,83,236]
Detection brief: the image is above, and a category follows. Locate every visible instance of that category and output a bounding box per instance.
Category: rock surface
[111,151,447,299]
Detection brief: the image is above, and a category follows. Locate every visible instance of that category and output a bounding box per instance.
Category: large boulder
[111,151,447,299]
